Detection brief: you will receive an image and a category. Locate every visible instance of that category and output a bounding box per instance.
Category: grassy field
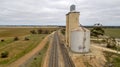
[0,27,58,66]
[0,27,59,37]
[25,41,49,67]
[104,28,120,38]
[88,28,120,38]
[104,51,120,67]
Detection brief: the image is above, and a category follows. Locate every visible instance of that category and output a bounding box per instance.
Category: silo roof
[66,12,80,15]
[71,27,90,32]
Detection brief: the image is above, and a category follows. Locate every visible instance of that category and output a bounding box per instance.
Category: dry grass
[104,51,120,67]
[104,28,120,38]
[0,35,46,66]
[0,28,59,37]
[0,27,58,66]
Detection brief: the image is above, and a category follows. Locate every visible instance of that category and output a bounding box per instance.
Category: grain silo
[66,5,79,47]
[66,5,90,53]
[70,27,90,53]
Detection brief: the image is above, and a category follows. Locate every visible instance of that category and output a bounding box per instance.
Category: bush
[44,30,49,34]
[14,37,19,41]
[106,37,116,48]
[1,39,5,42]
[30,30,37,34]
[1,51,9,58]
[61,29,65,35]
[37,29,42,34]
[24,37,29,41]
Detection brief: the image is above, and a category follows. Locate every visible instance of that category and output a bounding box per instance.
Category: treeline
[30,29,56,34]
[84,26,120,28]
[58,26,120,28]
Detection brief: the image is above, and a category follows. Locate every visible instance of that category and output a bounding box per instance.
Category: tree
[44,30,49,34]
[91,23,105,38]
[37,29,42,34]
[30,30,37,34]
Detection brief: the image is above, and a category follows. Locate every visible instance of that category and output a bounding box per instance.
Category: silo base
[70,27,90,54]
[69,48,90,54]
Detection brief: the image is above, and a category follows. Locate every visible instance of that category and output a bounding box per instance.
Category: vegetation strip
[0,34,46,65]
[24,41,49,67]
[8,34,50,67]
[104,51,120,67]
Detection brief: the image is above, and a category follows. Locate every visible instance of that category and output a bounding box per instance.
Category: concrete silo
[66,5,90,53]
[70,27,90,53]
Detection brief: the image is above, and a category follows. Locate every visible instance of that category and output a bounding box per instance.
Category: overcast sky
[0,0,120,26]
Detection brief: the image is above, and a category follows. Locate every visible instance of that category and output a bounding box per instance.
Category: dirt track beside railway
[9,34,51,67]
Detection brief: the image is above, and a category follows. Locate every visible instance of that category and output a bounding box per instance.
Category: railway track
[57,32,75,67]
[48,32,75,67]
[49,33,58,67]
[59,43,75,67]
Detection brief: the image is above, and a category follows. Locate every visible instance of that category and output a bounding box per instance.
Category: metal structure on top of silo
[70,5,76,12]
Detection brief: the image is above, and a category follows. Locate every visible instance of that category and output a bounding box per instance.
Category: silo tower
[66,4,80,47]
[66,5,90,53]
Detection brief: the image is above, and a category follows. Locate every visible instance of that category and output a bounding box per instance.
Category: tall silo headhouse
[66,5,90,53]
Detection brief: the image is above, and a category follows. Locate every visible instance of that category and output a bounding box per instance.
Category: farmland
[88,27,120,38]
[0,27,120,67]
[0,27,58,66]
[104,28,120,38]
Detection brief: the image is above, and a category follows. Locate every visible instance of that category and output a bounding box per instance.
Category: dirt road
[9,34,50,67]
[91,44,120,54]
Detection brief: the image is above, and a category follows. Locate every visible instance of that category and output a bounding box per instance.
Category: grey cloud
[0,0,120,25]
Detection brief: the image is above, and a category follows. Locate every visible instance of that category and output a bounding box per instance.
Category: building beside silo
[66,5,90,53]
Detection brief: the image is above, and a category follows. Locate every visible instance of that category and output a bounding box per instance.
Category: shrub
[37,29,42,34]
[39,52,41,55]
[24,37,29,41]
[44,30,49,34]
[34,57,37,60]
[1,51,9,58]
[106,37,116,48]
[61,29,65,35]
[30,30,37,34]
[1,39,5,42]
[14,37,19,41]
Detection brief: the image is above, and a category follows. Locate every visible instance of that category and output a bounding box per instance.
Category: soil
[71,42,120,67]
[42,33,54,67]
[70,43,107,67]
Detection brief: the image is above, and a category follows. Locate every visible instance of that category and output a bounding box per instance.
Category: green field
[104,28,120,38]
[25,41,49,67]
[88,28,120,38]
[104,51,120,67]
[0,27,58,66]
